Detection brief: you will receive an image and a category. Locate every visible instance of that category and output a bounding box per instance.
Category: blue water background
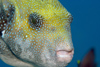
[0,0,100,67]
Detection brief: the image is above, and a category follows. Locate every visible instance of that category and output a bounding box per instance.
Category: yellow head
[0,0,74,67]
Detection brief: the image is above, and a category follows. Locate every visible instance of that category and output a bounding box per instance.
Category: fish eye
[29,13,43,29]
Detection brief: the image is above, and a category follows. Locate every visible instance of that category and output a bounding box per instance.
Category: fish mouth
[56,49,74,63]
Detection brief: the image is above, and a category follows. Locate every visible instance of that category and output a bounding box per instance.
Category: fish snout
[56,42,74,63]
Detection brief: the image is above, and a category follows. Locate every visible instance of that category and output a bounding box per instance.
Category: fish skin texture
[0,0,74,67]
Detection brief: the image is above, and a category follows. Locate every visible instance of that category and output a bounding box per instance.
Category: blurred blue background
[60,0,100,67]
[0,0,100,67]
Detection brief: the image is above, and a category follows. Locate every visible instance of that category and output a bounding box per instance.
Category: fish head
[0,0,74,67]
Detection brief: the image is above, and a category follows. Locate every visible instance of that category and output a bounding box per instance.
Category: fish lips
[56,49,74,63]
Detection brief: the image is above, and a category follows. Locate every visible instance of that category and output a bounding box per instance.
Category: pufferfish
[0,0,74,67]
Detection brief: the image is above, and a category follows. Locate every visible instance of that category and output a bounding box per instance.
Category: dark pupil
[31,18,36,24]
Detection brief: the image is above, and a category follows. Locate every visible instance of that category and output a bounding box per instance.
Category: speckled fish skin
[0,0,74,67]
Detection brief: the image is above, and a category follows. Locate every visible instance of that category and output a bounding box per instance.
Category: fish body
[0,0,74,67]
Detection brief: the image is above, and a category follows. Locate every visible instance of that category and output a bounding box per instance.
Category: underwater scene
[0,0,100,67]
